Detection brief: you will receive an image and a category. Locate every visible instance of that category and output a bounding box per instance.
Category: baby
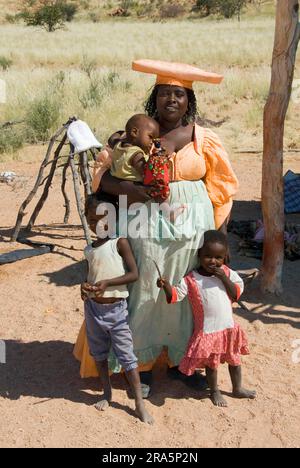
[110,114,185,220]
[110,113,170,201]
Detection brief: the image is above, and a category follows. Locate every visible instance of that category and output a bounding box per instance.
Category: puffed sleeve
[167,277,188,304]
[195,125,239,229]
[229,269,244,300]
[91,145,113,193]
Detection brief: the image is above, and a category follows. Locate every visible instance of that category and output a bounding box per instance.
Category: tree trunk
[261,0,300,294]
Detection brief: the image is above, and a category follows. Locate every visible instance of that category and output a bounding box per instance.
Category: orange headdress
[132,59,223,89]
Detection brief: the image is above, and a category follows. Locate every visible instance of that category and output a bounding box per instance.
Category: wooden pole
[11,125,67,242]
[61,156,71,224]
[79,151,92,198]
[261,0,300,294]
[26,132,68,231]
[69,145,92,245]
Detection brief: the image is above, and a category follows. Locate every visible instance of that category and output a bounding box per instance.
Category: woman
[74,60,239,395]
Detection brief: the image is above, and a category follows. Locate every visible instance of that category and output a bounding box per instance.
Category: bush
[59,2,77,21]
[79,79,103,109]
[219,0,247,18]
[20,1,77,32]
[160,3,185,19]
[0,127,24,154]
[26,96,60,142]
[195,0,216,17]
[0,56,13,71]
[195,0,247,18]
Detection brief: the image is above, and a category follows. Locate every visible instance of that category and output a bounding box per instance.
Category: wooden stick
[69,145,91,245]
[79,151,92,198]
[26,132,68,231]
[11,124,67,242]
[61,157,71,224]
[89,148,98,161]
[234,149,300,154]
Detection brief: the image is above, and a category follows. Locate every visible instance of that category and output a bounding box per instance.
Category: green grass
[0,14,299,160]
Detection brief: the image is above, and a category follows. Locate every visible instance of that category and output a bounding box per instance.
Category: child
[157,230,256,407]
[110,113,170,202]
[81,194,154,424]
[110,113,186,221]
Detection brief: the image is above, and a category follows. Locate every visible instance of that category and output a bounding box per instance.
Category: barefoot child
[157,230,256,407]
[81,194,154,424]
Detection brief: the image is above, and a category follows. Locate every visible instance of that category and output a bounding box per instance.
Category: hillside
[0,0,276,23]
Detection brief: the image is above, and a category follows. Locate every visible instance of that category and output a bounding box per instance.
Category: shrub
[0,127,24,154]
[218,0,247,19]
[79,78,103,109]
[59,2,77,21]
[80,55,97,79]
[5,14,18,24]
[160,3,185,19]
[20,0,77,32]
[0,56,13,71]
[195,0,247,19]
[195,0,216,17]
[26,96,60,142]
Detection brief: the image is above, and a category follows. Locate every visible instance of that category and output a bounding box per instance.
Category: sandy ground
[0,151,299,448]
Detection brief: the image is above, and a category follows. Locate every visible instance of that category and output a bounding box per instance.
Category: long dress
[73,125,239,377]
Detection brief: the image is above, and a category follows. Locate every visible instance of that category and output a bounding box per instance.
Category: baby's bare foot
[94,394,111,411]
[211,390,228,407]
[136,402,154,425]
[232,388,256,399]
[170,204,187,223]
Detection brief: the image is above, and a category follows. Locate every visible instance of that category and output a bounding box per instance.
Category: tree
[195,0,247,19]
[261,0,300,294]
[218,0,247,20]
[21,0,77,32]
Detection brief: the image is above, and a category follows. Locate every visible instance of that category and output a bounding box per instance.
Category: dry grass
[0,13,299,161]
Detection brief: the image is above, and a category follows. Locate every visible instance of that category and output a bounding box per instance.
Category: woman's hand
[126,183,152,205]
[100,171,151,204]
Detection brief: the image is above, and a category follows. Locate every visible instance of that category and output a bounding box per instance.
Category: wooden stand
[11,117,98,245]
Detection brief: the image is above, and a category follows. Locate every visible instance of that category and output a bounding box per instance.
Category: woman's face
[156,85,189,125]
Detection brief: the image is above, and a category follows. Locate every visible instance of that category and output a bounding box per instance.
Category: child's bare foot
[136,402,154,425]
[232,388,256,399]
[94,392,112,411]
[211,390,228,407]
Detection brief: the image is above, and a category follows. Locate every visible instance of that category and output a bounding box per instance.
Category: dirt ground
[0,151,299,448]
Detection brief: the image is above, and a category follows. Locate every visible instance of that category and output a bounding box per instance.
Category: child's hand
[80,282,91,301]
[211,266,226,280]
[157,277,168,288]
[92,280,109,297]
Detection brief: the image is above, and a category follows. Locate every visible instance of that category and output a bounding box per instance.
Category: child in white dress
[157,230,256,407]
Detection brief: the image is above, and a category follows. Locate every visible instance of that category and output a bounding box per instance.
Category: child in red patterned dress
[157,230,256,407]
